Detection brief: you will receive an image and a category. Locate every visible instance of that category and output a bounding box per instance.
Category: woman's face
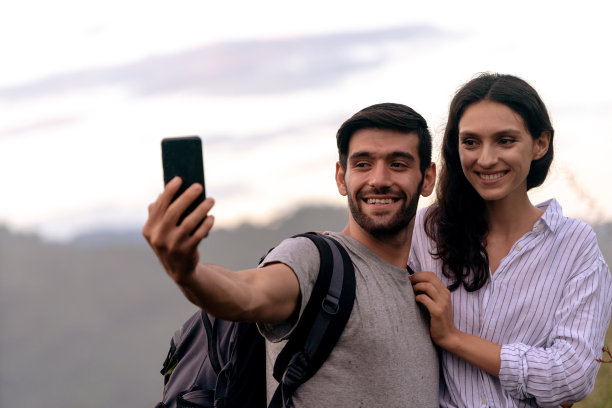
[457,100,549,203]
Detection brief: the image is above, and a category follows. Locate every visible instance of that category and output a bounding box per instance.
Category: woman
[409,73,612,407]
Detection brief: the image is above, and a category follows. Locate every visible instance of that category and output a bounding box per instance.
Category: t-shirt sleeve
[256,236,320,342]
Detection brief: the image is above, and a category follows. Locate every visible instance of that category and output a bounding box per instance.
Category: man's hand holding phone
[143,176,215,286]
[143,135,213,287]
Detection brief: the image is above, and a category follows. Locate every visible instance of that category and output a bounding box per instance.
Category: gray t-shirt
[258,231,439,407]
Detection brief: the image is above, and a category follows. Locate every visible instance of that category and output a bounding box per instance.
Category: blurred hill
[0,205,348,408]
[1,206,611,408]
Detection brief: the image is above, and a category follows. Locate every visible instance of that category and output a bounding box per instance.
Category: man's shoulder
[259,234,328,276]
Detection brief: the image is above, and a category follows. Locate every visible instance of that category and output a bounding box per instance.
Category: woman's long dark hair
[425,73,555,291]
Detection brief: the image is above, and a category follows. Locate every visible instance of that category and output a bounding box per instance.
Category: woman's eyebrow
[459,128,522,138]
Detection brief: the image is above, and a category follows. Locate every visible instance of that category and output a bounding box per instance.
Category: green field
[576,317,612,407]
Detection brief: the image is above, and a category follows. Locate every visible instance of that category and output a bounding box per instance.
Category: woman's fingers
[410,271,455,345]
[410,271,447,301]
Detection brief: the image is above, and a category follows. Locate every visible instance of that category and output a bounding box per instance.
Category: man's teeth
[367,198,394,204]
[480,172,505,181]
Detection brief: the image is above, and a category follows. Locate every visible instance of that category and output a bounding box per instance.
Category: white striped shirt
[409,199,612,407]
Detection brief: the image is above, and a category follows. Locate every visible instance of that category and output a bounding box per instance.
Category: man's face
[336,128,432,238]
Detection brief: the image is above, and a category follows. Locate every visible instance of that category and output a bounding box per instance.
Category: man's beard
[347,183,422,239]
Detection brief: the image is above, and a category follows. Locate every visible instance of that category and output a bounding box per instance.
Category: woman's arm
[410,271,502,376]
[497,259,612,405]
[411,262,612,407]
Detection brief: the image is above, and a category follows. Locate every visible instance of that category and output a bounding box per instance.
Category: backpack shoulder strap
[270,232,356,408]
[202,312,222,375]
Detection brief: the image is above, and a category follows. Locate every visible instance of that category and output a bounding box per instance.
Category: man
[143,103,439,407]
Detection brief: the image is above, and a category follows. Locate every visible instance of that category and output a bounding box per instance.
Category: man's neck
[341,220,414,269]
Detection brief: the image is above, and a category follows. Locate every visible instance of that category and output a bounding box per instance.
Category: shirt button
[482,396,487,404]
[515,244,522,251]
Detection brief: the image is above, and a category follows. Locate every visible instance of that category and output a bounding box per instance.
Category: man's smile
[365,197,399,205]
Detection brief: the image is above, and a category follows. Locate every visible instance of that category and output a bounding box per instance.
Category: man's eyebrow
[348,151,373,161]
[348,151,416,162]
[389,151,416,162]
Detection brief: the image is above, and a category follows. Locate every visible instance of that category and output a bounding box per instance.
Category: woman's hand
[410,271,503,377]
[409,271,458,349]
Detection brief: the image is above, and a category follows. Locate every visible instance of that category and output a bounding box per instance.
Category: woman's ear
[533,131,551,160]
[335,161,347,196]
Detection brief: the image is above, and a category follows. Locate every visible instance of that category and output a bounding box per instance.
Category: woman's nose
[477,144,497,168]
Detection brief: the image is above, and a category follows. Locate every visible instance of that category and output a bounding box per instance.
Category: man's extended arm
[143,177,300,323]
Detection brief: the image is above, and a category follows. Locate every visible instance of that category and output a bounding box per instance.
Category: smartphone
[161,136,206,225]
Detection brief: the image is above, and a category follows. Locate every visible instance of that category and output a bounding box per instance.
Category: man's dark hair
[336,103,432,176]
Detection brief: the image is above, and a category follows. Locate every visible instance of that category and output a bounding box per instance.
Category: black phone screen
[161,136,206,224]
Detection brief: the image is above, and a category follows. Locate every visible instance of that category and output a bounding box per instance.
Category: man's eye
[499,138,515,145]
[391,162,407,168]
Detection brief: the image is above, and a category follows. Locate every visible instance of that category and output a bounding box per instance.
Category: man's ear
[420,163,436,197]
[533,131,551,160]
[335,161,347,196]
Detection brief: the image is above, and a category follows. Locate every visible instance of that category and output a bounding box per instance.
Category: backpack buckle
[321,293,340,315]
[282,352,309,389]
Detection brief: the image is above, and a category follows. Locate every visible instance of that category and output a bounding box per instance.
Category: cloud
[0,115,81,139]
[0,25,446,101]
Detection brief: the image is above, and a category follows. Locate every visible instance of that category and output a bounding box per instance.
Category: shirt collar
[535,198,563,233]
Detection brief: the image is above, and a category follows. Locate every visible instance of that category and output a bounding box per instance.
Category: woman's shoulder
[412,206,437,244]
[539,199,606,270]
[410,206,442,271]
[415,205,436,227]
[539,199,598,243]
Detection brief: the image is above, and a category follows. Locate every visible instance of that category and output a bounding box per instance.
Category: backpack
[155,232,356,408]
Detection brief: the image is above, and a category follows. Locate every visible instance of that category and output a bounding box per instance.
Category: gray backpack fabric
[155,232,356,408]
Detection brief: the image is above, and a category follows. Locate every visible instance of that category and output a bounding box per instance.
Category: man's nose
[369,163,393,187]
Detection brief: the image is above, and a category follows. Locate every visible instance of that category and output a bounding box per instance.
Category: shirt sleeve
[256,236,320,343]
[408,208,429,272]
[499,254,612,406]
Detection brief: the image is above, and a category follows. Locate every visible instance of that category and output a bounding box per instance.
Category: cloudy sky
[1,0,611,241]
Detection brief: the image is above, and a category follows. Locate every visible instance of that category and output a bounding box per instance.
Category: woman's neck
[483,194,544,274]
[485,194,543,238]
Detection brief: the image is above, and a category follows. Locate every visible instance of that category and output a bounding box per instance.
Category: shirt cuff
[499,343,531,400]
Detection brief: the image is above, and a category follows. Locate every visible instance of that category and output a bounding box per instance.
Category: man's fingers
[191,214,215,242]
[143,177,183,239]
[166,182,203,224]
[146,177,183,220]
[160,176,183,208]
[181,197,215,236]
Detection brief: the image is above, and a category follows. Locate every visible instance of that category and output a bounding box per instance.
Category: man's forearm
[176,262,300,323]
[176,263,256,321]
